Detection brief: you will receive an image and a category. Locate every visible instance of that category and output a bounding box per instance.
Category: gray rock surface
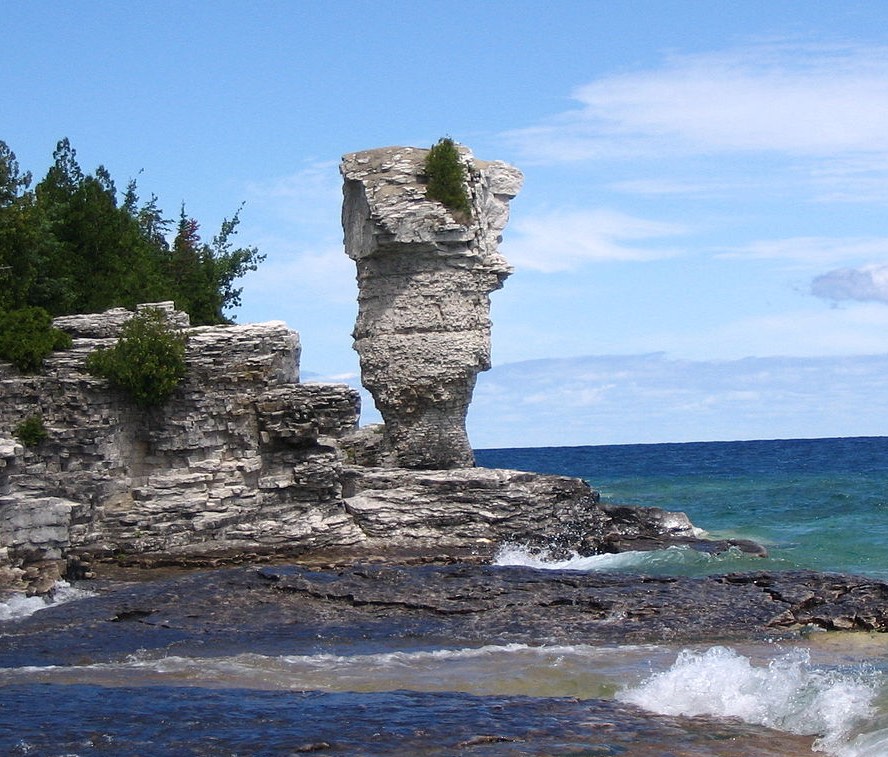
[5,565,886,668]
[341,145,522,468]
[340,466,750,559]
[52,300,190,338]
[0,306,364,590]
[1,303,724,593]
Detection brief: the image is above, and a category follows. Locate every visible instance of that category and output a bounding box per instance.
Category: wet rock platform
[4,562,888,667]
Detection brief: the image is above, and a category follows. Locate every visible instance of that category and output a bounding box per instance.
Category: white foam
[492,543,754,573]
[0,581,94,621]
[837,725,888,757]
[493,544,654,571]
[617,645,883,754]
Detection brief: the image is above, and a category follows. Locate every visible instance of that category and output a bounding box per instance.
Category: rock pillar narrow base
[341,145,522,469]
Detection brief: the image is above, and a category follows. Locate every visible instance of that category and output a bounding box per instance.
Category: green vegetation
[0,138,264,326]
[14,414,47,447]
[0,306,72,372]
[424,137,472,221]
[86,308,188,407]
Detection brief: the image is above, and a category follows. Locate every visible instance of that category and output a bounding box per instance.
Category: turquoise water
[476,436,888,579]
[3,437,888,755]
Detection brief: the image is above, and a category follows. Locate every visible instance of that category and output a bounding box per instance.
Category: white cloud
[245,160,342,229]
[610,178,728,196]
[507,42,888,162]
[240,241,355,306]
[812,264,888,304]
[718,236,888,267]
[238,161,354,310]
[503,208,687,272]
[470,352,888,447]
[664,303,888,359]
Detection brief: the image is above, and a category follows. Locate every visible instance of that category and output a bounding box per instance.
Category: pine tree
[424,137,472,221]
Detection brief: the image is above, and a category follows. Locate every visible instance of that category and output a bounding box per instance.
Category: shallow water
[4,436,888,754]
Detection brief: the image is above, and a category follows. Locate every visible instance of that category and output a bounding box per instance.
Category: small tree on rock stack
[424,137,472,222]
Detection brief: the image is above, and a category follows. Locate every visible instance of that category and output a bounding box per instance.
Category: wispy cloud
[245,160,342,229]
[661,304,888,359]
[470,352,888,447]
[239,161,353,306]
[812,264,888,304]
[506,42,888,162]
[610,178,736,197]
[240,240,355,306]
[718,236,888,267]
[503,208,687,272]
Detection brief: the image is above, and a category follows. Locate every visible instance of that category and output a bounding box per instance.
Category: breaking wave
[617,645,887,755]
[492,543,774,576]
[0,581,95,622]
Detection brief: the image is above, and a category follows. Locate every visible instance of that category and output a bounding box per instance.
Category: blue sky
[6,1,888,447]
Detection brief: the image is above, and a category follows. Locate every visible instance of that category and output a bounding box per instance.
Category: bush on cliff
[0,306,72,373]
[86,308,187,407]
[424,137,472,221]
[14,414,47,447]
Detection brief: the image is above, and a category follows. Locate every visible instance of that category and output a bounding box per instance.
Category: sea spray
[0,581,94,622]
[617,645,883,754]
[492,542,781,577]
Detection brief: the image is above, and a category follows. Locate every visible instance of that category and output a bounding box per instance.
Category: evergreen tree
[0,138,264,324]
[208,205,265,321]
[0,141,38,311]
[169,204,264,325]
[424,137,472,220]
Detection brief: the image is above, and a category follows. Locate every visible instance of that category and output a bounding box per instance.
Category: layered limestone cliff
[0,304,364,590]
[341,146,522,468]
[0,147,736,594]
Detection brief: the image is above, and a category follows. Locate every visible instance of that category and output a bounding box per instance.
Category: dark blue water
[477,436,888,579]
[4,437,888,757]
[0,685,628,756]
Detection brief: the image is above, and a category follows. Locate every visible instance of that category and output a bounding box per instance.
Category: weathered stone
[341,145,522,469]
[52,301,190,338]
[339,466,758,559]
[0,301,755,594]
[0,306,366,589]
[342,466,602,549]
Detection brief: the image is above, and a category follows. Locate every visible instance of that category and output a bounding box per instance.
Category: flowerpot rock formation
[341,145,523,469]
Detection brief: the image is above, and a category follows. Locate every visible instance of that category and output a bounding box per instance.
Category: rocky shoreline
[5,557,885,755]
[2,143,885,754]
[1,302,748,595]
[0,146,775,594]
[6,561,887,671]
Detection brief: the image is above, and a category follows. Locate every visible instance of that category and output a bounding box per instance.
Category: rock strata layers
[1,303,723,593]
[341,146,523,468]
[0,305,363,590]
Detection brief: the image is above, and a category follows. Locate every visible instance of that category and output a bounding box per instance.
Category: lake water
[2,436,888,755]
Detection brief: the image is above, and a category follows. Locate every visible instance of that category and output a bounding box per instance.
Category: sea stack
[341,145,523,469]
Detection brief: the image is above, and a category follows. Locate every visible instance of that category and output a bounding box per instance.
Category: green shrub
[0,306,72,373]
[424,137,472,221]
[14,414,47,447]
[86,308,187,407]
